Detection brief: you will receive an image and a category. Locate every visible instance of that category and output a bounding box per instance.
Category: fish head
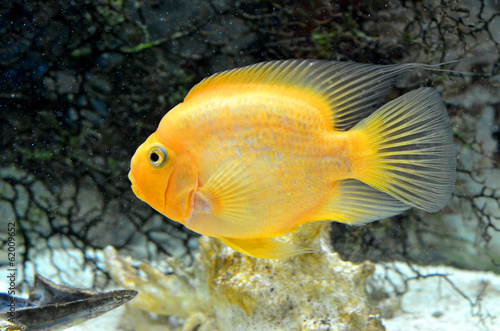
[128,132,177,217]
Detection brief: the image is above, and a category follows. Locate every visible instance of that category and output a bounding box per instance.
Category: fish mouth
[128,169,135,185]
[128,171,143,201]
[128,171,136,191]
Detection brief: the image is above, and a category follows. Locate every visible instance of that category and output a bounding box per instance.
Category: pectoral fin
[165,164,198,223]
[186,156,277,238]
[219,237,316,259]
[196,156,272,228]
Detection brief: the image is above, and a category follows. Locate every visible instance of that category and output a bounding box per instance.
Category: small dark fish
[0,293,34,310]
[28,273,99,306]
[0,274,137,331]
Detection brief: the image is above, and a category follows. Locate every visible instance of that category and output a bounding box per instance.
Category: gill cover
[165,164,198,223]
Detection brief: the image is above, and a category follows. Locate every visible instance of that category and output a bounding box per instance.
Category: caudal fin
[350,88,456,212]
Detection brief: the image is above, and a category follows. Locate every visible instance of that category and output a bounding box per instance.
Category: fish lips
[128,171,140,198]
[128,169,171,219]
[128,170,148,203]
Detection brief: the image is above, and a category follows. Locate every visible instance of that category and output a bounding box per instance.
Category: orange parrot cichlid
[128,60,456,259]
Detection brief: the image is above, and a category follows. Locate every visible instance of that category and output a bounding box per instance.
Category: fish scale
[160,93,353,239]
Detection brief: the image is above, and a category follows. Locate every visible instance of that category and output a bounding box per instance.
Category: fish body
[157,84,351,238]
[129,60,456,258]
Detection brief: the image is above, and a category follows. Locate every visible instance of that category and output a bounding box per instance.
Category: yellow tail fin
[350,88,456,212]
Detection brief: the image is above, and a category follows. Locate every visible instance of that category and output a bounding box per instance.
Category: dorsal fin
[185,60,431,130]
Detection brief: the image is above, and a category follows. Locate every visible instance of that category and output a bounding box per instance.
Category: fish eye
[148,145,167,167]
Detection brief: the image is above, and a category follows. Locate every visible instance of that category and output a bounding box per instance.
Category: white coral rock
[104,222,383,331]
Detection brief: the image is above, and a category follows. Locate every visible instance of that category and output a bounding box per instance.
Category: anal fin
[219,237,316,259]
[310,179,411,226]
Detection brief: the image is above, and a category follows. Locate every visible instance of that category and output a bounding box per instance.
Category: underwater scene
[1,0,500,330]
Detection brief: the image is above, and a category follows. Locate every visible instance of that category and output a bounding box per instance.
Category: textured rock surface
[2,0,500,287]
[105,222,383,331]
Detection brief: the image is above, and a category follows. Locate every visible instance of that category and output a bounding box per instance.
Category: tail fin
[350,88,456,212]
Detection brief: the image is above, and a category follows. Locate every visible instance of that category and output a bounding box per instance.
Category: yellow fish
[129,60,456,259]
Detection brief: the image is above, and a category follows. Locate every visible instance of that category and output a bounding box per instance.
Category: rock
[105,222,384,331]
[75,176,104,220]
[0,318,26,330]
[0,179,15,200]
[14,184,29,218]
